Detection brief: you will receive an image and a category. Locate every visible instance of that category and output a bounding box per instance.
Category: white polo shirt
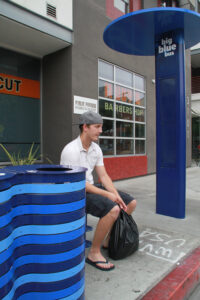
[60,136,104,184]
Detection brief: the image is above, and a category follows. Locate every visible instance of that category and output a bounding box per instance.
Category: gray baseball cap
[79,111,103,125]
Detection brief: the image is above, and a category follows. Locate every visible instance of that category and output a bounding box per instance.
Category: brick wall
[104,156,148,180]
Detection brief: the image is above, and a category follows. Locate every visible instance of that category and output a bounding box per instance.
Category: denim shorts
[86,184,134,218]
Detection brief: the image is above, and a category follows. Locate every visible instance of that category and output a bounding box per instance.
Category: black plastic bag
[108,210,139,260]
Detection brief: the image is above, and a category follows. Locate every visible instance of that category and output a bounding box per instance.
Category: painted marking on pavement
[139,228,186,263]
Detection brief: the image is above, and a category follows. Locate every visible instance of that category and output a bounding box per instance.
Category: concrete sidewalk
[85,167,200,300]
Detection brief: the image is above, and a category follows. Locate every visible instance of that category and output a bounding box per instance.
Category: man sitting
[60,111,136,271]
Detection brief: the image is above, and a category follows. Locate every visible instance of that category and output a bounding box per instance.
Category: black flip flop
[102,245,108,250]
[86,257,115,271]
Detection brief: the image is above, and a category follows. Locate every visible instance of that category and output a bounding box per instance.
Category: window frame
[98,59,146,157]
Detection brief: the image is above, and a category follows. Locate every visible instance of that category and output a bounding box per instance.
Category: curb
[142,247,200,300]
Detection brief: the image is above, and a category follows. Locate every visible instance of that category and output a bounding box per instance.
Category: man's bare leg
[126,199,137,215]
[103,199,137,248]
[87,205,120,269]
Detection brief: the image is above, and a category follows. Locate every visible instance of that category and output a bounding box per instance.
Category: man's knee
[109,204,120,220]
[127,199,137,213]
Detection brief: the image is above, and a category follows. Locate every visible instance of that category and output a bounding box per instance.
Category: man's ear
[83,124,88,132]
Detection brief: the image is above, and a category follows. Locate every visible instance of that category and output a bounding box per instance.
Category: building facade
[0,0,195,180]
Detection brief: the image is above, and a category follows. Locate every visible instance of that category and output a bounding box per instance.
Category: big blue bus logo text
[158,38,177,57]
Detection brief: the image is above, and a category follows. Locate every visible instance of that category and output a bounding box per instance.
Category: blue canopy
[103,7,200,56]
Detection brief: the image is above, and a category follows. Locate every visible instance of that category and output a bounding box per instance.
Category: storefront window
[116,103,133,120]
[116,85,133,103]
[99,80,114,99]
[98,60,146,156]
[99,99,114,117]
[135,91,145,106]
[135,123,145,138]
[135,107,145,122]
[116,121,133,137]
[99,60,114,81]
[116,139,133,155]
[135,74,145,90]
[99,138,114,155]
[135,140,145,154]
[116,67,133,87]
[102,119,114,136]
[0,48,41,163]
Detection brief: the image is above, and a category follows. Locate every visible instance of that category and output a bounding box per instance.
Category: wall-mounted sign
[0,73,40,99]
[74,96,97,114]
[158,37,177,58]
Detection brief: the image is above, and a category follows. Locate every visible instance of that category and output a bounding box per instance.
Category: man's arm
[86,181,115,199]
[91,165,127,211]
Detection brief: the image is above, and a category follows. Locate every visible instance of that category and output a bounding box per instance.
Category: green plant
[0,143,40,165]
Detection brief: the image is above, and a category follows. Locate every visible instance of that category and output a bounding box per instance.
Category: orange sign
[0,73,40,99]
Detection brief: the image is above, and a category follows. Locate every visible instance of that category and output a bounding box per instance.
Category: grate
[46,3,57,19]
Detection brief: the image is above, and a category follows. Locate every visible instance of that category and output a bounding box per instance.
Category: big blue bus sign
[104,7,200,218]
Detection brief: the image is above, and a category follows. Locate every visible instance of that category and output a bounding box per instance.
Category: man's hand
[86,182,127,211]
[107,192,127,211]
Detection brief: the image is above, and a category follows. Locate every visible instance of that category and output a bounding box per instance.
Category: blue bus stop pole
[103,7,200,219]
[155,29,186,218]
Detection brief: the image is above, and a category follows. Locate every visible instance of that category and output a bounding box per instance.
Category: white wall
[10,0,73,30]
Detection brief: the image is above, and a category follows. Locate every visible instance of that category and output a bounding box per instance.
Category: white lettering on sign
[139,228,186,263]
[74,96,97,114]
[158,37,177,57]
